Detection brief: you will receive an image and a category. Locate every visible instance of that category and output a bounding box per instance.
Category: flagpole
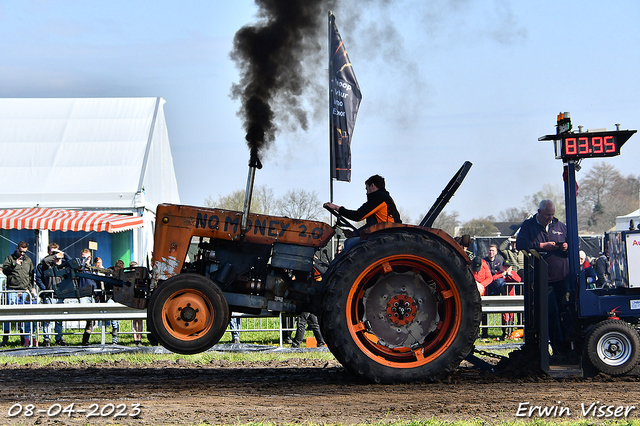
[328,11,334,206]
[328,11,335,258]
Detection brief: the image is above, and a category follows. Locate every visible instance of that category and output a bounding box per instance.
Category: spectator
[516,199,569,356]
[78,248,98,346]
[95,256,120,344]
[579,250,597,289]
[499,260,521,339]
[291,312,325,348]
[129,261,144,346]
[229,317,241,344]
[501,260,522,289]
[595,249,612,288]
[471,256,492,296]
[35,243,69,346]
[484,244,507,296]
[112,259,125,271]
[499,237,525,278]
[2,241,36,346]
[471,256,492,339]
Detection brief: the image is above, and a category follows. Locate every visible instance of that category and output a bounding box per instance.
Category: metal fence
[0,290,522,347]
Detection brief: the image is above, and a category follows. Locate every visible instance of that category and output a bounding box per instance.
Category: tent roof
[616,208,640,231]
[618,209,640,219]
[0,97,180,211]
[0,208,143,233]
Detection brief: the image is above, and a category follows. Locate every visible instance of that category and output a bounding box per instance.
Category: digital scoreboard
[539,129,636,160]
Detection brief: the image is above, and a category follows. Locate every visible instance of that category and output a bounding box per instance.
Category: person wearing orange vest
[324,174,401,228]
[324,174,401,252]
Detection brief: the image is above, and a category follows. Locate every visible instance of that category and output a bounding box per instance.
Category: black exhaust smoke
[231,0,335,233]
[230,0,335,158]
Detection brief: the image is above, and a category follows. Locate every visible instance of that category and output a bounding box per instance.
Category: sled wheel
[148,273,229,354]
[586,319,640,376]
[321,232,480,383]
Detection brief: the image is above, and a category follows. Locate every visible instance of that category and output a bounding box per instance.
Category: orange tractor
[144,160,481,383]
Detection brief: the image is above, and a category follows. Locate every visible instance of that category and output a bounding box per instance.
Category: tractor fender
[358,222,471,265]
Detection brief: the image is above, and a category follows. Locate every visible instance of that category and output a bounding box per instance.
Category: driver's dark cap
[471,257,482,272]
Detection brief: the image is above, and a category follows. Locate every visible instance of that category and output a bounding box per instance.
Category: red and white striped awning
[0,208,143,233]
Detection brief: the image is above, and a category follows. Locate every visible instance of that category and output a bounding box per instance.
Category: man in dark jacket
[595,248,612,288]
[35,243,69,346]
[78,248,98,346]
[2,241,36,346]
[516,199,569,355]
[3,241,35,295]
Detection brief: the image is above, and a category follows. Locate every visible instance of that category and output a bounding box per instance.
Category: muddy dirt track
[1,356,640,426]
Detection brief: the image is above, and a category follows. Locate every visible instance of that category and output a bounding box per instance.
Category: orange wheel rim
[161,288,214,341]
[346,254,462,368]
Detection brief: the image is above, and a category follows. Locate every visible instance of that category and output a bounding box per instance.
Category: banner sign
[329,15,362,182]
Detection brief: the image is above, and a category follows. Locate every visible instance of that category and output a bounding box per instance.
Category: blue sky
[2,1,639,223]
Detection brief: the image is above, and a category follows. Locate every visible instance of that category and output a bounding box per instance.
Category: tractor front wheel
[321,231,481,383]
[147,273,230,354]
[586,319,640,376]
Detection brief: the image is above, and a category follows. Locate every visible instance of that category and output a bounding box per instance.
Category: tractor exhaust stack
[241,153,262,234]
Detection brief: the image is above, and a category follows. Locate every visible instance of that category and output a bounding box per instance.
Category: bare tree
[275,189,324,220]
[577,162,639,233]
[254,185,276,215]
[498,207,529,222]
[397,206,412,225]
[204,185,275,214]
[430,210,460,236]
[522,183,566,222]
[460,217,499,236]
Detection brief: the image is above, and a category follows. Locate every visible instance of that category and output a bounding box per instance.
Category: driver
[324,174,401,250]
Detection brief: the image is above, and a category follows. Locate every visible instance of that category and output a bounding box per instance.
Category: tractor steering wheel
[324,205,358,232]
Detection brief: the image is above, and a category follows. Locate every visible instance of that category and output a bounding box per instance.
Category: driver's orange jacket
[338,188,402,226]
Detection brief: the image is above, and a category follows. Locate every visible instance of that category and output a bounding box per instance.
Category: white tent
[617,209,640,231]
[0,97,180,264]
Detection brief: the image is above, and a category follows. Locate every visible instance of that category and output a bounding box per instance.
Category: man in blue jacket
[516,199,569,355]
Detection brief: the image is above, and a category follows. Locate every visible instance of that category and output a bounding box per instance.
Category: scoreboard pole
[555,112,582,287]
[564,160,581,288]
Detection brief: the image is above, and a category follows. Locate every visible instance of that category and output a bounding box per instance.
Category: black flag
[329,14,362,182]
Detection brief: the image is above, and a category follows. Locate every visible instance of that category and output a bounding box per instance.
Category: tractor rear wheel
[146,292,159,345]
[321,232,481,383]
[586,319,640,376]
[148,273,230,354]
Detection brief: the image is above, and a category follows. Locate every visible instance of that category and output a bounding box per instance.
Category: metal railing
[0,293,524,347]
[0,289,148,346]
